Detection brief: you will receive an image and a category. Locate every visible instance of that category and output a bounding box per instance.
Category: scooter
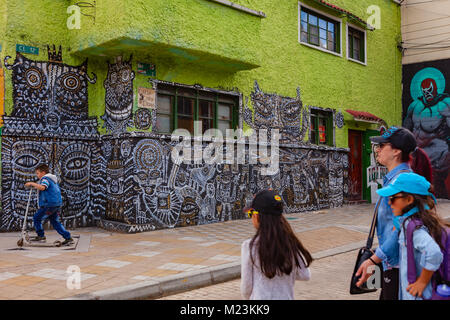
[17,188,65,248]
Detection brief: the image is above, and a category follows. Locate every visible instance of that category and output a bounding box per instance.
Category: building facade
[401,0,450,199]
[0,0,402,232]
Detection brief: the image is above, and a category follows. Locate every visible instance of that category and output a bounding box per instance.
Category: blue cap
[376,173,435,200]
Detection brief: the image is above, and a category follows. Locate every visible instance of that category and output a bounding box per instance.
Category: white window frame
[346,23,367,66]
[298,1,343,58]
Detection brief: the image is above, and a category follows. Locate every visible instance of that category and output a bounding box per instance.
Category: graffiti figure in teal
[404,67,450,198]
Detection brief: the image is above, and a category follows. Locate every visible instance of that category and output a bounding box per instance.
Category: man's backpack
[406,219,450,300]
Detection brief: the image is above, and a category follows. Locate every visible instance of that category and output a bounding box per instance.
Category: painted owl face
[104,57,135,121]
[6,53,91,122]
[251,82,302,135]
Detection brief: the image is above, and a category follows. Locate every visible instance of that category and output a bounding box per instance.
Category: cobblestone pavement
[0,200,448,300]
[158,250,380,300]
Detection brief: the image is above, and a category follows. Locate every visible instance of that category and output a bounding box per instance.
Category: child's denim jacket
[398,219,443,300]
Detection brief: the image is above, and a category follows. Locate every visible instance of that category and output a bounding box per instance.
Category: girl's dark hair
[402,186,449,251]
[249,201,313,279]
[410,147,433,184]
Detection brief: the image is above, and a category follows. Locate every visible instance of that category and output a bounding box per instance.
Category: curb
[65,262,241,300]
[64,241,373,300]
[63,209,450,300]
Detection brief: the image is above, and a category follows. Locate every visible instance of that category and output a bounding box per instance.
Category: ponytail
[410,147,433,184]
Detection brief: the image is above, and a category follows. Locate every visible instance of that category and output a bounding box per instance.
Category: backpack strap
[365,199,381,249]
[365,169,412,250]
[441,227,450,284]
[406,218,423,284]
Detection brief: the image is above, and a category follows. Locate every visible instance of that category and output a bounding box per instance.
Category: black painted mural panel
[402,59,450,199]
[0,49,349,232]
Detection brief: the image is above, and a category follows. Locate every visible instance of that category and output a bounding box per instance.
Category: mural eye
[61,73,81,92]
[16,155,39,169]
[66,158,88,170]
[110,180,120,193]
[138,173,148,181]
[110,72,117,84]
[182,203,195,212]
[181,198,199,214]
[150,170,160,179]
[25,67,43,89]
[61,147,90,186]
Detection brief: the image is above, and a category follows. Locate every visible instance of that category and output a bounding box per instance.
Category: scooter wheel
[17,239,24,247]
[54,241,62,247]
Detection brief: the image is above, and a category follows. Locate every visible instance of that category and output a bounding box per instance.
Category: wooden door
[348,130,363,201]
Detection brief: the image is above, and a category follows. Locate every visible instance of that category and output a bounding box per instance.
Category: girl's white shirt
[241,238,311,300]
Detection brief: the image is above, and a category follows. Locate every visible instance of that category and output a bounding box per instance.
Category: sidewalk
[0,200,448,300]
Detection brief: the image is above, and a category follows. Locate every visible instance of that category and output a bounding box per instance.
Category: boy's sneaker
[61,238,74,246]
[31,236,46,242]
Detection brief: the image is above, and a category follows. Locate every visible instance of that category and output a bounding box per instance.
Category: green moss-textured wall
[0,0,403,231]
[1,0,402,147]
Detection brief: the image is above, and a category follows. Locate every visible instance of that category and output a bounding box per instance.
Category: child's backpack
[406,219,450,300]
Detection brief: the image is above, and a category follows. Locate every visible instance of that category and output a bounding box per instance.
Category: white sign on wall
[137,87,156,109]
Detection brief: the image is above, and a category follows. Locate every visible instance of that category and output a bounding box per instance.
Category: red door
[348,130,363,201]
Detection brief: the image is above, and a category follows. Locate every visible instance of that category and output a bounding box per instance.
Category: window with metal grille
[155,83,238,135]
[300,7,340,54]
[310,108,334,146]
[348,26,365,63]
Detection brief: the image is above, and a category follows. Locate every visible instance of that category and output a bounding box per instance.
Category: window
[310,109,333,146]
[155,95,172,133]
[347,26,366,64]
[300,6,340,54]
[155,83,239,135]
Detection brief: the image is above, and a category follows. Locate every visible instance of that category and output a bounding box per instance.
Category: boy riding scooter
[25,164,73,245]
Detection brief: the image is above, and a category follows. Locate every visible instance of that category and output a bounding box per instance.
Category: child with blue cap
[376,172,448,299]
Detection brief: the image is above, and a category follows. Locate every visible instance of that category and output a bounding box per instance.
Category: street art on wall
[97,80,348,233]
[101,56,135,134]
[0,137,105,231]
[244,81,309,145]
[2,46,98,138]
[3,46,96,122]
[97,135,348,233]
[0,45,105,231]
[0,47,349,232]
[403,60,450,199]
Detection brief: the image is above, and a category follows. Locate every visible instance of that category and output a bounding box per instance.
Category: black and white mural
[98,81,348,233]
[0,46,105,232]
[0,49,348,233]
[101,56,135,134]
[244,81,310,145]
[1,137,105,231]
[97,135,348,233]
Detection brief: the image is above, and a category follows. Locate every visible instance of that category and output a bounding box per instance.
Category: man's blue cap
[377,173,435,202]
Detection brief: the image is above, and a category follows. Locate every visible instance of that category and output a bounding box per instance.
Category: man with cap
[355,126,417,300]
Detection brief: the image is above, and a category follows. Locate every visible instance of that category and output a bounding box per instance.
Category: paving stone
[1,201,448,300]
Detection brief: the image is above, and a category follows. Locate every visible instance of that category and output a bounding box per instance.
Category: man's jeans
[33,207,71,240]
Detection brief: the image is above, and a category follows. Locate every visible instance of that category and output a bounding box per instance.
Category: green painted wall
[1,0,402,148]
